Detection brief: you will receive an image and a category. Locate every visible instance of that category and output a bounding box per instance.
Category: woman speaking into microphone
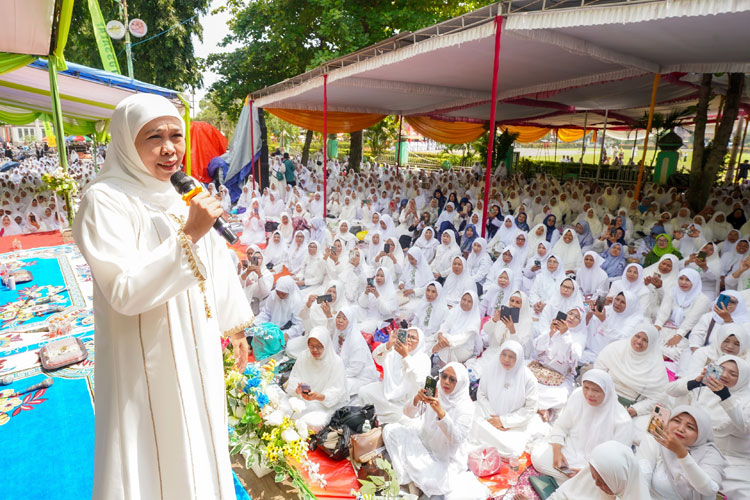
[73,94,252,499]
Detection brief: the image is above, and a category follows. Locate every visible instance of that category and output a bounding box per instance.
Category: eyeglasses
[439,373,457,384]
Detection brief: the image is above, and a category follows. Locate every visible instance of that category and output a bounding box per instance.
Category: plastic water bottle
[468,369,477,384]
[362,419,371,433]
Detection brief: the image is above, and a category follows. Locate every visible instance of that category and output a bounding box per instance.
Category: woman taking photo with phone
[382,363,489,499]
[636,406,726,500]
[360,327,431,424]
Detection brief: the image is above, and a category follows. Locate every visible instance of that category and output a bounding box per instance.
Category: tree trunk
[694,73,744,210]
[349,130,363,172]
[688,74,713,213]
[301,129,314,165]
[725,116,745,183]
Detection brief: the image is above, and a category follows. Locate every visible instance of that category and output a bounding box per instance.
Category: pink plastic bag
[468,447,503,477]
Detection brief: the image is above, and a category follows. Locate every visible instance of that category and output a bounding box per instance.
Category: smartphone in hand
[647,404,670,437]
[397,328,408,344]
[424,376,437,398]
[300,383,311,395]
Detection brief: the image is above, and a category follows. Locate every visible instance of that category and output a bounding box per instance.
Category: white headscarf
[577,251,609,297]
[596,322,667,402]
[415,226,439,262]
[572,369,633,457]
[441,290,481,338]
[660,406,727,500]
[287,230,309,274]
[382,327,430,401]
[335,305,380,382]
[413,281,449,336]
[615,263,649,297]
[263,231,288,265]
[670,268,703,325]
[551,228,583,272]
[438,362,473,411]
[441,256,477,306]
[401,247,434,290]
[480,268,516,316]
[643,253,681,290]
[480,340,536,416]
[365,230,385,267]
[546,277,585,317]
[287,326,347,405]
[257,277,301,335]
[587,441,650,499]
[88,94,183,211]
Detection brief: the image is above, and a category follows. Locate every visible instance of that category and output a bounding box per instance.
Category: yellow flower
[0,413,9,425]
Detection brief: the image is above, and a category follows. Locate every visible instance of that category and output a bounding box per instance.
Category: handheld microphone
[170,172,239,245]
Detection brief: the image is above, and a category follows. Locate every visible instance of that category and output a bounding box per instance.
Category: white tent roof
[0,61,182,126]
[0,0,55,56]
[252,0,750,129]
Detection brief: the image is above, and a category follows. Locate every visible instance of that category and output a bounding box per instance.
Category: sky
[191,0,239,114]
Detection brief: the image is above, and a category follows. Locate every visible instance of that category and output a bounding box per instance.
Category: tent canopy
[252,0,750,137]
[0,59,182,137]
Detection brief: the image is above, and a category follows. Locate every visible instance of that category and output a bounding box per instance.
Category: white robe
[74,185,252,500]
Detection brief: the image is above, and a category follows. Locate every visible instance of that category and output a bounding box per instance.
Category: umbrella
[66,135,91,142]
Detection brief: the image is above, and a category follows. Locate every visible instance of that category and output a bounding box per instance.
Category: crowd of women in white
[0,155,98,236]
[226,157,750,500]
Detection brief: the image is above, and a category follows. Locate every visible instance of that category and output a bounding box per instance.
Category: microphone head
[170,171,195,194]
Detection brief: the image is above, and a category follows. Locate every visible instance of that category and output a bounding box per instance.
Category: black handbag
[310,424,351,460]
[330,404,377,433]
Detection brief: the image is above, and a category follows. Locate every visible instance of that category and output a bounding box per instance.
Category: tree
[66,0,209,91]
[364,117,398,159]
[301,130,314,165]
[195,98,237,139]
[206,0,493,120]
[688,73,745,212]
[264,113,304,153]
[349,130,363,171]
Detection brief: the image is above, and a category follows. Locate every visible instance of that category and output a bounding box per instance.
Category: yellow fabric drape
[556,128,586,143]
[405,116,487,144]
[266,108,386,133]
[501,125,551,143]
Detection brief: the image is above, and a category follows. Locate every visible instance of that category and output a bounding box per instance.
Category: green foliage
[265,113,305,152]
[67,0,209,91]
[195,98,237,140]
[207,0,495,120]
[477,129,519,172]
[364,117,399,158]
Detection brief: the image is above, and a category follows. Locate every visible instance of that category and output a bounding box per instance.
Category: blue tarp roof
[30,59,180,100]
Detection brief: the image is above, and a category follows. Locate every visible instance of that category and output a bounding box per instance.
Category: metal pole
[578,112,588,178]
[630,129,638,164]
[121,0,134,79]
[634,74,661,200]
[595,109,608,181]
[553,129,558,162]
[396,115,403,171]
[249,98,256,191]
[481,15,503,238]
[323,74,328,218]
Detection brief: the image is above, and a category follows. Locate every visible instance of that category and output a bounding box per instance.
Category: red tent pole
[249,97,256,191]
[481,15,503,238]
[323,74,328,218]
